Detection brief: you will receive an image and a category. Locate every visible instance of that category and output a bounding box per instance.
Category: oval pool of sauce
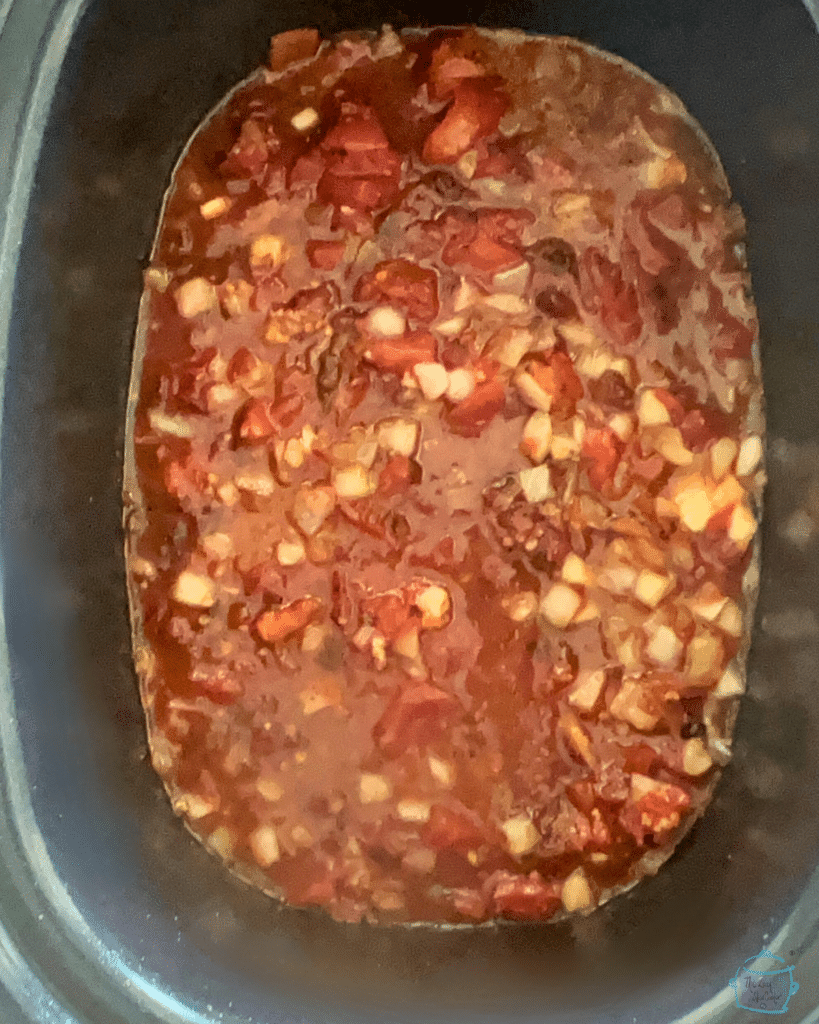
[124,26,764,925]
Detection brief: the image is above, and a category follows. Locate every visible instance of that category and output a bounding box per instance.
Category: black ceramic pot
[1,1,819,1022]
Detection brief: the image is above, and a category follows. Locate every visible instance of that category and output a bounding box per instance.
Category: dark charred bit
[423,169,475,203]
[527,237,578,276]
[535,286,578,320]
[316,317,358,410]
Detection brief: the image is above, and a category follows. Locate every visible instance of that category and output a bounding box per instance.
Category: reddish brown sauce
[126,26,763,924]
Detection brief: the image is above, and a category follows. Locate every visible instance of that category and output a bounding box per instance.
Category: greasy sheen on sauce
[125,26,764,925]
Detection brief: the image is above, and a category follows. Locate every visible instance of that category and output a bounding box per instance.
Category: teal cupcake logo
[730,949,799,1015]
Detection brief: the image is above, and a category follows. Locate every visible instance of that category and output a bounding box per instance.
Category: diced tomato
[226,347,260,383]
[473,355,501,382]
[431,56,486,96]
[435,206,478,249]
[355,260,439,322]
[423,105,479,165]
[193,667,243,705]
[679,407,731,450]
[715,318,755,358]
[378,455,415,498]
[630,449,667,486]
[473,141,517,180]
[582,427,623,491]
[440,207,532,276]
[422,805,487,850]
[323,112,391,153]
[544,799,611,852]
[605,286,642,346]
[581,248,642,346]
[296,874,337,908]
[692,530,751,597]
[462,234,523,275]
[269,28,320,72]
[318,172,400,212]
[645,193,690,235]
[439,230,473,268]
[290,282,336,316]
[426,38,488,99]
[566,780,597,815]
[173,346,220,410]
[289,148,324,187]
[652,387,686,423]
[255,597,322,643]
[620,781,692,844]
[479,207,536,245]
[527,351,584,415]
[361,591,412,640]
[318,108,402,213]
[236,398,278,443]
[486,870,562,921]
[373,682,459,752]
[428,536,459,567]
[448,888,488,920]
[440,339,470,369]
[536,155,576,190]
[651,384,732,450]
[704,504,733,533]
[622,742,662,776]
[223,118,275,179]
[306,239,346,270]
[163,452,209,503]
[325,147,401,179]
[447,378,506,437]
[283,857,340,907]
[422,78,509,165]
[364,331,436,374]
[235,391,303,442]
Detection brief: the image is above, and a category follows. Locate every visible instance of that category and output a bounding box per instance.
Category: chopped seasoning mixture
[125,26,764,924]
